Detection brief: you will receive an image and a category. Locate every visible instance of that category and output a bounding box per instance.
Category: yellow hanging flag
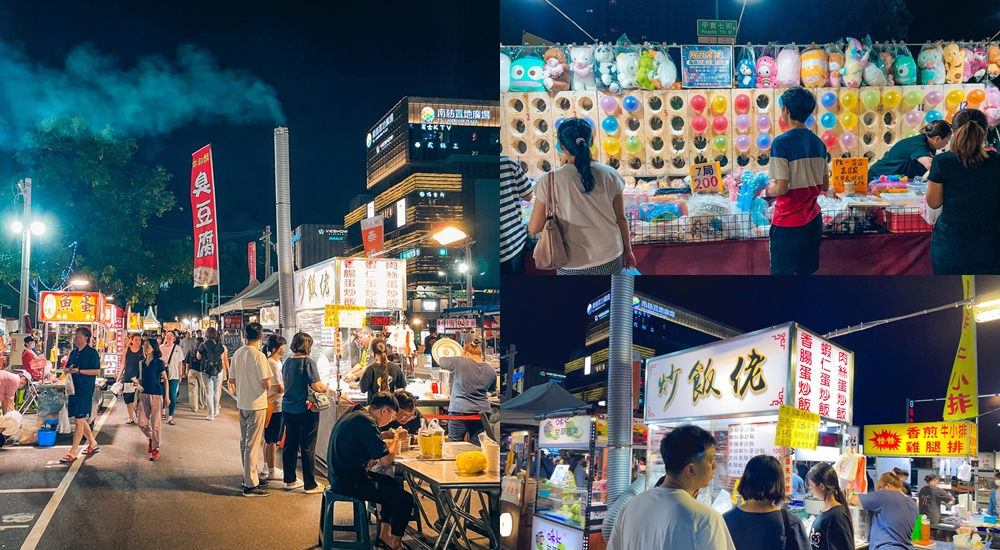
[943,276,978,420]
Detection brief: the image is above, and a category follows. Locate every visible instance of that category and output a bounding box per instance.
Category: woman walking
[136,338,169,461]
[197,327,229,421]
[439,339,497,444]
[359,337,407,405]
[261,335,286,482]
[526,117,636,275]
[281,332,328,494]
[926,108,1000,274]
[185,336,205,413]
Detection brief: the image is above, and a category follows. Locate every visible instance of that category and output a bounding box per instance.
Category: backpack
[202,342,223,377]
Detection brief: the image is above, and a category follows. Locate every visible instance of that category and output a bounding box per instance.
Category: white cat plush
[568,45,597,91]
[616,51,640,90]
[652,50,677,89]
[500,52,511,92]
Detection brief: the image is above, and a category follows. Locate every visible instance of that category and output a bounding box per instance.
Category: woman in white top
[261,335,286,481]
[528,117,636,274]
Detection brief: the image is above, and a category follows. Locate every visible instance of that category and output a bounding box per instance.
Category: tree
[7,117,190,307]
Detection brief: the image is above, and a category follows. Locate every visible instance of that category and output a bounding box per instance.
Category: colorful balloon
[713,135,728,151]
[904,90,923,108]
[734,94,751,113]
[903,130,918,138]
[805,115,815,129]
[691,115,708,133]
[903,110,922,126]
[599,95,618,114]
[756,115,772,131]
[601,116,619,133]
[690,94,707,113]
[756,134,772,150]
[820,92,837,109]
[840,132,857,148]
[882,90,901,109]
[622,95,640,113]
[841,112,858,129]
[735,114,752,132]
[603,136,620,155]
[945,89,965,109]
[778,117,789,131]
[554,117,566,130]
[862,91,880,109]
[924,90,943,107]
[840,91,858,110]
[967,88,987,106]
[712,115,728,133]
[945,109,957,124]
[582,117,596,130]
[820,112,837,129]
[624,135,642,154]
[735,134,752,151]
[925,109,943,123]
[821,131,837,149]
[711,94,728,114]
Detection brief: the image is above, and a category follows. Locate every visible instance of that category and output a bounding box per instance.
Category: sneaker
[268,468,284,481]
[303,483,325,494]
[205,415,214,421]
[150,449,160,461]
[284,480,304,490]
[243,486,271,498]
[257,479,269,488]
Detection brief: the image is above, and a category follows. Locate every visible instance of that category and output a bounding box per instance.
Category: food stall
[642,323,868,548]
[531,412,609,550]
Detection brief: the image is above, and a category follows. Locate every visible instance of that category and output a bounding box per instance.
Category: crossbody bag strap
[546,171,557,219]
[780,508,792,550]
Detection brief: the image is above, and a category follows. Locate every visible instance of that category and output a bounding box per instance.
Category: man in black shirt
[60,327,102,464]
[116,333,143,424]
[328,392,412,550]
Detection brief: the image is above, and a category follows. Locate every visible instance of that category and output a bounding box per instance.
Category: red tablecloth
[527,233,932,275]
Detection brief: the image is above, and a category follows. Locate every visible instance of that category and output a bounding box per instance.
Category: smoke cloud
[0,40,285,148]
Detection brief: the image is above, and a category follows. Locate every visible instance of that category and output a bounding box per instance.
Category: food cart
[642,323,868,548]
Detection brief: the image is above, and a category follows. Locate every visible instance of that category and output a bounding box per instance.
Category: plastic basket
[883,208,933,233]
[37,429,56,447]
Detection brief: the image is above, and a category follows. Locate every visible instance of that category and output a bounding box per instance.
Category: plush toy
[989,44,1000,77]
[840,38,864,88]
[594,44,620,93]
[776,46,800,87]
[637,50,656,90]
[616,51,640,90]
[894,54,917,85]
[985,84,1000,126]
[567,45,597,91]
[942,43,964,84]
[862,49,887,86]
[972,45,988,80]
[756,56,778,88]
[509,56,546,92]
[918,44,945,85]
[827,49,844,87]
[736,58,757,88]
[501,52,511,92]
[878,49,895,86]
[542,47,571,92]
[652,49,678,89]
[800,48,827,87]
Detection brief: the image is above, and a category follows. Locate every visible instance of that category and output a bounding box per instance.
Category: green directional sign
[697,19,738,37]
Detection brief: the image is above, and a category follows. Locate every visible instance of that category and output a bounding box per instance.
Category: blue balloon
[556,140,563,154]
[777,95,783,109]
[805,115,815,129]
[821,92,837,110]
[554,117,566,130]
[582,117,596,130]
[820,112,837,129]
[756,134,772,150]
[622,95,640,113]
[925,110,943,123]
[601,116,619,133]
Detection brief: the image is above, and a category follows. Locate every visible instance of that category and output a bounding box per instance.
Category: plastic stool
[319,488,370,550]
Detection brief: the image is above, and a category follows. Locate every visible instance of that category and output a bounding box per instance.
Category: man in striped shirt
[500,156,533,274]
[766,87,829,275]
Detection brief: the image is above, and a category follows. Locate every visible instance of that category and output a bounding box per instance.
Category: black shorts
[123,391,136,405]
[264,411,283,444]
[769,214,822,275]
[67,393,92,419]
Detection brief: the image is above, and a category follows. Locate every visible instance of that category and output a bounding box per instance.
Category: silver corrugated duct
[603,274,634,542]
[274,127,296,342]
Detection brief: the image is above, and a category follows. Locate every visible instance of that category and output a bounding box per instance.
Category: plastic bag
[861,36,886,86]
[614,35,641,91]
[65,373,75,396]
[776,44,800,86]
[917,42,945,85]
[920,198,941,226]
[841,37,864,88]
[800,44,827,88]
[825,41,845,87]
[651,46,678,90]
[567,44,598,91]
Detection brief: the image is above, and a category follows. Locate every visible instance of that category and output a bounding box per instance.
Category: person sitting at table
[359,337,407,405]
[439,339,497,444]
[0,369,28,414]
[380,389,424,436]
[328,391,412,550]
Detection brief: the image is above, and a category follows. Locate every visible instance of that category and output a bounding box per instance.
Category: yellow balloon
[840,112,858,129]
[882,90,901,109]
[946,89,966,109]
[711,94,728,115]
[603,137,621,155]
[841,91,858,110]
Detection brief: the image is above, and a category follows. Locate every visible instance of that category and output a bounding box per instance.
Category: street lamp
[68,277,89,288]
[432,226,476,306]
[10,178,45,332]
[458,263,469,273]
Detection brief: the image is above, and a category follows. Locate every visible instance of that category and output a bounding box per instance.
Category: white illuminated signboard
[335,258,407,310]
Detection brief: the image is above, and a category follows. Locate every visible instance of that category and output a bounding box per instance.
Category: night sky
[501,276,1000,450]
[0,0,496,234]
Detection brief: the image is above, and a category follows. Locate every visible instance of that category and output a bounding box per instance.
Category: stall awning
[143,307,160,330]
[210,273,280,315]
[209,279,260,316]
[500,381,589,426]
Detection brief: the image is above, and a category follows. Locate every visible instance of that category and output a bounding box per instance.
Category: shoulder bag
[780,507,792,550]
[532,172,570,270]
[302,358,330,411]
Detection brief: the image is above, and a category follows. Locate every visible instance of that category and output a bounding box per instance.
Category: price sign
[323,305,367,328]
[690,161,723,193]
[549,464,571,486]
[727,423,783,478]
[831,157,869,194]
[774,404,820,450]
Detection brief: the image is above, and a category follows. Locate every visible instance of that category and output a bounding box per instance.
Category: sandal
[59,454,76,464]
[82,446,100,455]
[125,419,135,425]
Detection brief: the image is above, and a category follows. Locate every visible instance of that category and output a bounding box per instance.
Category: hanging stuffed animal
[800,47,827,88]
[637,49,656,90]
[568,45,597,91]
[894,50,917,85]
[509,56,546,92]
[971,45,988,80]
[616,51,640,90]
[878,47,895,86]
[736,58,757,88]
[594,44,620,93]
[826,45,844,87]
[652,49,678,89]
[542,47,571,92]
[943,42,964,84]
[860,36,886,86]
[962,46,975,82]
[989,44,1000,77]
[500,52,511,93]
[918,43,945,85]
[840,37,864,88]
[756,56,778,88]
[776,45,800,87]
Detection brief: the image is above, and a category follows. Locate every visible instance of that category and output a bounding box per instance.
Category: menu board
[791,327,854,423]
[680,45,734,88]
[336,258,406,310]
[727,422,782,478]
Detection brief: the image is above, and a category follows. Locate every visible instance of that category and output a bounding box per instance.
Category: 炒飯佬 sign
[190,144,220,287]
[791,326,854,423]
[645,325,790,422]
[831,158,869,194]
[539,415,592,449]
[864,421,977,457]
[943,276,978,420]
[690,161,724,194]
[774,404,820,450]
[39,292,104,324]
[335,258,406,310]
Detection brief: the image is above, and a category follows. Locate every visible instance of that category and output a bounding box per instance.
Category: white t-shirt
[533,162,625,269]
[267,358,283,413]
[230,345,271,411]
[608,487,736,550]
[160,343,184,380]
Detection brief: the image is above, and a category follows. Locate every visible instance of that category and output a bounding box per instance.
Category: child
[767,87,829,275]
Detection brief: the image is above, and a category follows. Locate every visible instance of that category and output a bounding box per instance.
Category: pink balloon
[840,132,857,148]
[756,114,772,131]
[599,95,618,114]
[735,134,752,152]
[735,114,752,132]
[924,91,943,107]
[692,115,708,133]
[903,110,922,126]
[712,115,728,133]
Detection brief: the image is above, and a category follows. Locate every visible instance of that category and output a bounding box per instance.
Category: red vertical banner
[248,242,257,283]
[190,145,220,287]
[361,216,384,257]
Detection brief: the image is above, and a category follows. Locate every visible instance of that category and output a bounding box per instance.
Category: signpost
[696,20,737,45]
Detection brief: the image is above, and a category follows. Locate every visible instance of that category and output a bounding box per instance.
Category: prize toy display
[502,37,997,181]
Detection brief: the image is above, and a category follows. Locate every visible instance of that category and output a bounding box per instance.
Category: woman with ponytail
[926,108,1000,274]
[849,472,918,549]
[806,463,854,550]
[869,119,952,179]
[527,117,636,274]
[360,337,406,405]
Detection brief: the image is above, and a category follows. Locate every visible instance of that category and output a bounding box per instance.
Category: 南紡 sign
[190,144,220,287]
